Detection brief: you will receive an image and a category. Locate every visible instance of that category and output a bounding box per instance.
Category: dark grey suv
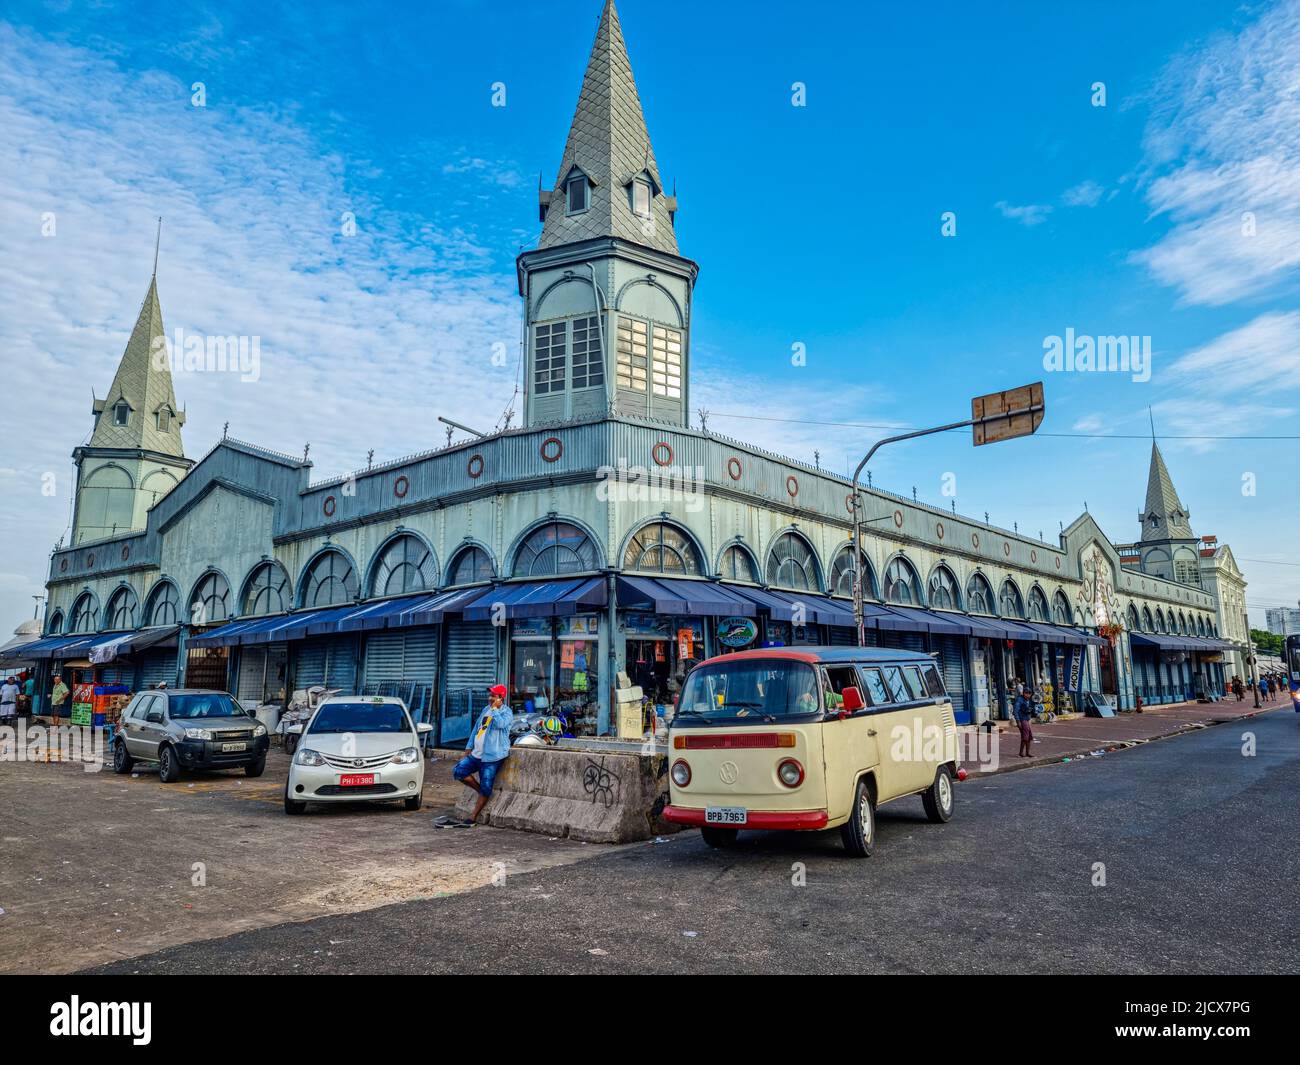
[112,689,270,782]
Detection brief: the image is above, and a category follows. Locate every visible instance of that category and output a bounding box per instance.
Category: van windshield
[676,660,820,725]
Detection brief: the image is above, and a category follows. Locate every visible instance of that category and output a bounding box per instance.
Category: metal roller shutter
[138,649,175,689]
[293,637,357,693]
[442,621,497,744]
[99,661,133,686]
[879,629,925,653]
[293,642,327,689]
[362,628,439,725]
[237,647,267,702]
[936,635,970,724]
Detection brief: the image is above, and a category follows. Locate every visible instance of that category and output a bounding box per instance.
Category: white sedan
[283,695,432,815]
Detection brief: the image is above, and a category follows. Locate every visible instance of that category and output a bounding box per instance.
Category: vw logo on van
[719,761,739,785]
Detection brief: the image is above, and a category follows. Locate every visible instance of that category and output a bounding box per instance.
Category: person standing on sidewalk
[50,674,70,718]
[0,676,18,724]
[1232,676,1244,701]
[451,684,514,825]
[1014,687,1034,758]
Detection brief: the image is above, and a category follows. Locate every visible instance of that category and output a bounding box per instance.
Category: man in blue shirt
[452,684,513,824]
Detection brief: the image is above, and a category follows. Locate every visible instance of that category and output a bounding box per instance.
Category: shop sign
[558,614,599,637]
[512,617,552,639]
[677,627,695,660]
[1064,647,1083,693]
[716,616,758,649]
[623,613,672,638]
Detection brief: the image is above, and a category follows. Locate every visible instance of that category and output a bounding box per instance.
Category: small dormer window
[156,408,171,432]
[113,401,130,427]
[566,173,589,214]
[632,179,651,218]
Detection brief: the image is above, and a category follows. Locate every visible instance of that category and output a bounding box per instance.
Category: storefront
[621,612,702,712]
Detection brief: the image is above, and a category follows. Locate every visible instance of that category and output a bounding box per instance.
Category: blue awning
[1130,632,1218,653]
[89,625,181,662]
[188,615,288,648]
[620,577,756,617]
[19,632,127,660]
[463,578,608,621]
[1022,621,1090,646]
[880,605,973,636]
[333,594,436,632]
[396,587,488,627]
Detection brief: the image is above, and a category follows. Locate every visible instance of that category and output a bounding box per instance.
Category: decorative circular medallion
[1055,556,1061,570]
[121,545,130,561]
[394,475,410,499]
[60,558,68,572]
[652,442,674,467]
[727,457,743,481]
[86,553,95,567]
[971,532,980,549]
[1031,550,1038,563]
[845,493,857,515]
[786,475,799,498]
[893,510,904,529]
[1003,542,1011,557]
[466,454,485,479]
[936,522,945,540]
[540,437,563,463]
[323,495,337,517]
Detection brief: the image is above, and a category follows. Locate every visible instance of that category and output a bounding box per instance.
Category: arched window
[189,571,231,626]
[447,545,495,586]
[1126,604,1140,631]
[1055,591,1075,625]
[300,550,358,607]
[719,544,759,583]
[144,580,180,626]
[622,523,702,576]
[1142,606,1154,632]
[104,585,139,630]
[999,579,1025,619]
[766,532,820,591]
[513,521,599,577]
[46,609,65,635]
[79,464,135,541]
[884,556,922,605]
[1028,586,1050,623]
[1177,612,1187,634]
[1154,609,1166,633]
[966,573,995,615]
[69,592,99,634]
[1196,616,1206,637]
[926,565,960,610]
[370,534,438,596]
[830,548,876,599]
[241,561,290,616]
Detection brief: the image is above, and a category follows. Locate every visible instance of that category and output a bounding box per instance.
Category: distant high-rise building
[1266,603,1300,636]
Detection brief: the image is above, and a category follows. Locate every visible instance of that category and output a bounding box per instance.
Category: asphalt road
[88,707,1300,975]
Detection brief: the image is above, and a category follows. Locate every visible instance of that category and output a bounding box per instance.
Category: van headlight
[184,727,213,740]
[294,748,326,766]
[390,747,419,765]
[253,724,267,737]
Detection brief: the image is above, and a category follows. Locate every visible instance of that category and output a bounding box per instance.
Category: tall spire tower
[1138,441,1199,585]
[516,0,698,428]
[73,237,192,544]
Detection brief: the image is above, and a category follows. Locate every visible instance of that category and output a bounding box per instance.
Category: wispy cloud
[1169,311,1300,392]
[1062,180,1105,207]
[995,200,1052,226]
[1133,0,1300,305]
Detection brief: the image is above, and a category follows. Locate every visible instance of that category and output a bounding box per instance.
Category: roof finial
[152,216,162,278]
[1148,405,1155,442]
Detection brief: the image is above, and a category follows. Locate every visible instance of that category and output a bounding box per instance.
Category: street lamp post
[849,384,1045,647]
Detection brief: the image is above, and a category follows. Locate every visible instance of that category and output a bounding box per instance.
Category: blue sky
[1,0,1297,630]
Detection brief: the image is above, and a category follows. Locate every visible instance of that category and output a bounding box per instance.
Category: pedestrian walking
[0,676,18,723]
[1014,687,1034,758]
[450,684,514,825]
[1258,677,1269,703]
[1232,676,1244,701]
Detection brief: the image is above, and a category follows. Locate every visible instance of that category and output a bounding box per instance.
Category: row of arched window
[1125,603,1217,638]
[50,519,1121,634]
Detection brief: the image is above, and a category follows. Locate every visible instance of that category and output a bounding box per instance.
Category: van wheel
[922,765,955,823]
[113,740,134,775]
[158,745,181,784]
[284,786,306,815]
[840,778,875,857]
[700,826,738,849]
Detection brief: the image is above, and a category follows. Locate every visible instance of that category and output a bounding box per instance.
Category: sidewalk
[960,696,1285,775]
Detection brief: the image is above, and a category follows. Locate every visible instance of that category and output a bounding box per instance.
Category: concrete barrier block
[453,743,680,844]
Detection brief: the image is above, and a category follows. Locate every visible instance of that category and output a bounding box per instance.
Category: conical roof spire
[538,0,679,255]
[1140,441,1193,542]
[90,273,185,457]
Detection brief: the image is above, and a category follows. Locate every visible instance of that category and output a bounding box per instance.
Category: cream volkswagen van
[663,647,962,856]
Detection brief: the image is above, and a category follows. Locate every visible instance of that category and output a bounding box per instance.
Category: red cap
[489,684,508,698]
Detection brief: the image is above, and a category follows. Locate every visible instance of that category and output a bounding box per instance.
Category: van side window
[823,665,863,709]
[881,667,909,704]
[920,663,945,697]
[901,666,929,700]
[861,668,890,705]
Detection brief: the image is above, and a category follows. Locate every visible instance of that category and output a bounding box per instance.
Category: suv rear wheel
[158,745,181,784]
[245,755,266,778]
[112,739,134,775]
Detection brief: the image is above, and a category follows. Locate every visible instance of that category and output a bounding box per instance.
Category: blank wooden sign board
[971,381,1045,446]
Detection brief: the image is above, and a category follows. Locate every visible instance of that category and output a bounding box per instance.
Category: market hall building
[18,0,1245,741]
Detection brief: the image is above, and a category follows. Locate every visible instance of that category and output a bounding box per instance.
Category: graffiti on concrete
[583,757,621,808]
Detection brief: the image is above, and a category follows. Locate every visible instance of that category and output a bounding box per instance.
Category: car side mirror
[416,722,433,734]
[284,723,303,735]
[839,686,866,713]
[146,712,163,724]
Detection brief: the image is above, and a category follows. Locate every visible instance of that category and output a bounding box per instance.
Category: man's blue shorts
[453,754,503,797]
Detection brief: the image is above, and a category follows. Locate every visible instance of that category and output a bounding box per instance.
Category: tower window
[570,316,603,390]
[534,322,567,394]
[632,179,651,218]
[651,325,682,398]
[616,316,648,392]
[113,401,130,427]
[156,408,170,432]
[566,174,588,214]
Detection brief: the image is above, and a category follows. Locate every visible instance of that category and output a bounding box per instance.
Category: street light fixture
[850,382,1045,647]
